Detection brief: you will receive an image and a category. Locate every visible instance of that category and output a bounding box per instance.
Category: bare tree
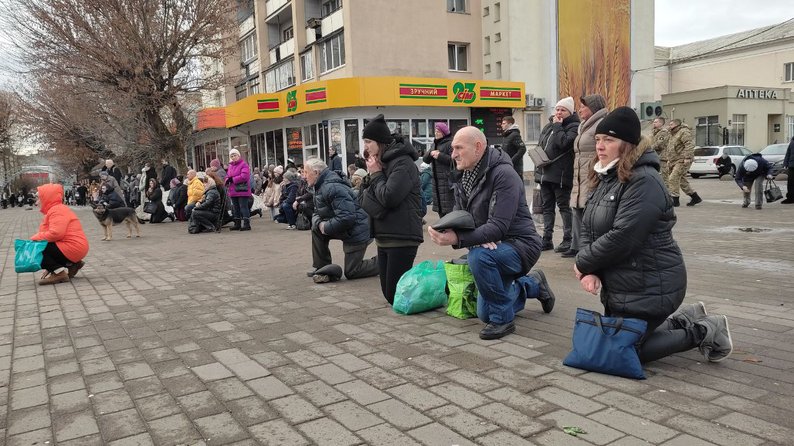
[4,0,236,167]
[0,91,19,188]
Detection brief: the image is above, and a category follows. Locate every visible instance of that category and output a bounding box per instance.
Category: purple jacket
[226,158,252,198]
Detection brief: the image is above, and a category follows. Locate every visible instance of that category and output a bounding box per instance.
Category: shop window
[448,43,469,72]
[286,127,304,167]
[449,119,468,135]
[729,114,745,146]
[300,51,314,81]
[447,0,466,13]
[385,119,409,139]
[785,62,794,82]
[695,116,720,146]
[320,33,345,74]
[345,119,360,160]
[524,112,542,143]
[266,129,285,166]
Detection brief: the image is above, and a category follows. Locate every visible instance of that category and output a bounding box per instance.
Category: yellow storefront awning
[196,76,525,131]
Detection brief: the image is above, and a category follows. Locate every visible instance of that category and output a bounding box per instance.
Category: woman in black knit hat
[572,106,733,366]
[359,114,424,305]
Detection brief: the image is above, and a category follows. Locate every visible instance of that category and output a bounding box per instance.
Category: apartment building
[192,0,525,171]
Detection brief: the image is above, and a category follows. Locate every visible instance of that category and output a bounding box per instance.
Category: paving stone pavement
[0,178,792,445]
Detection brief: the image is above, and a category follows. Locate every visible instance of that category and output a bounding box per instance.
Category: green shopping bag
[444,260,478,319]
[14,239,48,273]
[393,260,448,315]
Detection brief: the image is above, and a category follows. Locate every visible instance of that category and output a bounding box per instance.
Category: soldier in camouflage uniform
[651,117,671,186]
[666,119,702,207]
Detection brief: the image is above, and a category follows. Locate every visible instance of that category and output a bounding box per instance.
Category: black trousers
[377,246,418,305]
[540,182,572,243]
[605,307,702,363]
[41,242,71,273]
[311,227,378,280]
[787,166,794,200]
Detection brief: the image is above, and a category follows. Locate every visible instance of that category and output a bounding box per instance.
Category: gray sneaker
[526,270,555,313]
[669,302,707,328]
[312,274,331,284]
[696,315,733,362]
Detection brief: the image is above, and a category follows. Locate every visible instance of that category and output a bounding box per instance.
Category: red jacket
[30,184,89,263]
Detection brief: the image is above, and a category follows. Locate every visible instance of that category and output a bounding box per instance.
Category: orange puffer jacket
[30,184,89,263]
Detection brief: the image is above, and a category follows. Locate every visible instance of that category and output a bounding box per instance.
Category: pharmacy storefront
[191,76,525,171]
[662,86,794,151]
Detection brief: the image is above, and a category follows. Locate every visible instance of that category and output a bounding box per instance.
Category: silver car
[689,145,752,178]
[759,143,788,176]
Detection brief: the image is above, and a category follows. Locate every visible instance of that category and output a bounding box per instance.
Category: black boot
[686,192,702,206]
[672,196,680,207]
[230,219,241,231]
[526,270,556,313]
[240,218,251,231]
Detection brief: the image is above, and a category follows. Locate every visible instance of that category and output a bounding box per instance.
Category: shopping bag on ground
[444,260,478,319]
[563,308,648,379]
[393,260,447,315]
[14,239,48,273]
[764,179,783,203]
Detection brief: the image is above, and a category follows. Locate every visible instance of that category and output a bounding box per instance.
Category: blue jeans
[468,243,539,324]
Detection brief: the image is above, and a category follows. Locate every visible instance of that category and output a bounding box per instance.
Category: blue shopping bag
[563,308,648,379]
[14,239,48,273]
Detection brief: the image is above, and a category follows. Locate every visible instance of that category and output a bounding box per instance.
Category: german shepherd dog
[91,203,143,241]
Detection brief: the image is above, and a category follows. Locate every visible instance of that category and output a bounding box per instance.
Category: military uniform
[651,127,671,185]
[666,123,701,206]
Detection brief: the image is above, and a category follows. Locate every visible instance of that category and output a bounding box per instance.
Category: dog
[91,203,143,241]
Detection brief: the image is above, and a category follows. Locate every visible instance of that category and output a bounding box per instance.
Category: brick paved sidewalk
[0,178,792,445]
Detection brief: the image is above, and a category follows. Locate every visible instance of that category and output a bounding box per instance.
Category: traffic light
[640,101,663,120]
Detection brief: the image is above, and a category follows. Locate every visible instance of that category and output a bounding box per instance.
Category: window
[248,76,260,94]
[787,115,794,141]
[495,61,502,79]
[729,114,746,145]
[483,6,489,16]
[264,58,295,92]
[494,32,501,42]
[282,26,294,42]
[447,43,468,71]
[484,36,490,55]
[320,33,345,73]
[235,83,247,101]
[695,116,720,146]
[447,0,466,13]
[494,2,500,21]
[786,63,794,82]
[300,51,314,81]
[240,33,257,64]
[322,0,342,17]
[524,113,542,142]
[484,63,491,73]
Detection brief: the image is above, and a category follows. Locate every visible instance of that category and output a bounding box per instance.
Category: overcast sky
[655,0,794,46]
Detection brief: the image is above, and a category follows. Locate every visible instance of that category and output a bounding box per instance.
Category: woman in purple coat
[225,149,253,231]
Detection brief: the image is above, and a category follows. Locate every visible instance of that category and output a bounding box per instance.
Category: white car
[689,145,752,178]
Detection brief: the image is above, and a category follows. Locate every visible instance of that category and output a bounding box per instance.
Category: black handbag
[143,201,157,214]
[234,181,249,192]
[764,179,783,203]
[295,212,311,230]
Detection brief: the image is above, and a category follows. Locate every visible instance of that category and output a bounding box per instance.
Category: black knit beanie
[580,94,606,113]
[362,114,393,144]
[595,106,641,145]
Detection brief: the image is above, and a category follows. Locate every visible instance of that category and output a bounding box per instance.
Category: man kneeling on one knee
[428,126,556,340]
[304,157,378,283]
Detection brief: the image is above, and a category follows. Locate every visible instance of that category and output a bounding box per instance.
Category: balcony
[305,8,342,46]
[239,14,254,37]
[269,38,295,66]
[266,0,290,19]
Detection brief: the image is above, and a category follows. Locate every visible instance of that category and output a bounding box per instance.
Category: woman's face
[149,179,156,188]
[362,139,380,160]
[595,134,623,165]
[578,104,593,121]
[434,129,443,139]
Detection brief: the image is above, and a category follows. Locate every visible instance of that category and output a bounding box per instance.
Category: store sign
[399,83,448,100]
[305,87,327,105]
[736,89,779,99]
[470,108,511,139]
[257,98,279,113]
[452,82,477,104]
[480,86,522,102]
[286,90,298,112]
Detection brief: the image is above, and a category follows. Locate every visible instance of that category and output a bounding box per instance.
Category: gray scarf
[461,156,485,196]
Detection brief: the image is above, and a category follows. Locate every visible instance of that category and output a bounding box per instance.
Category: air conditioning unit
[534,98,546,107]
[640,101,663,120]
[524,94,534,107]
[307,17,322,28]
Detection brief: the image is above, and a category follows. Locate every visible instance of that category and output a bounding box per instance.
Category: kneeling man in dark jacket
[428,127,556,340]
[304,157,378,283]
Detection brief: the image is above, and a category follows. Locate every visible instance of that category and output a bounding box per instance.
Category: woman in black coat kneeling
[574,107,733,364]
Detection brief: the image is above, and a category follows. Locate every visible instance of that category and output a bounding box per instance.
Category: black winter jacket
[360,136,424,245]
[99,186,125,209]
[313,169,370,245]
[194,185,222,215]
[534,114,580,187]
[452,147,542,275]
[734,153,772,188]
[501,127,526,179]
[423,133,455,216]
[576,140,686,321]
[329,153,344,178]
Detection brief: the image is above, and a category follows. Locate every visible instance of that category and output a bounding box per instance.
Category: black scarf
[460,155,485,196]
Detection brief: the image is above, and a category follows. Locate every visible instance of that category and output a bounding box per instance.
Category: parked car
[759,143,787,176]
[689,145,752,178]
